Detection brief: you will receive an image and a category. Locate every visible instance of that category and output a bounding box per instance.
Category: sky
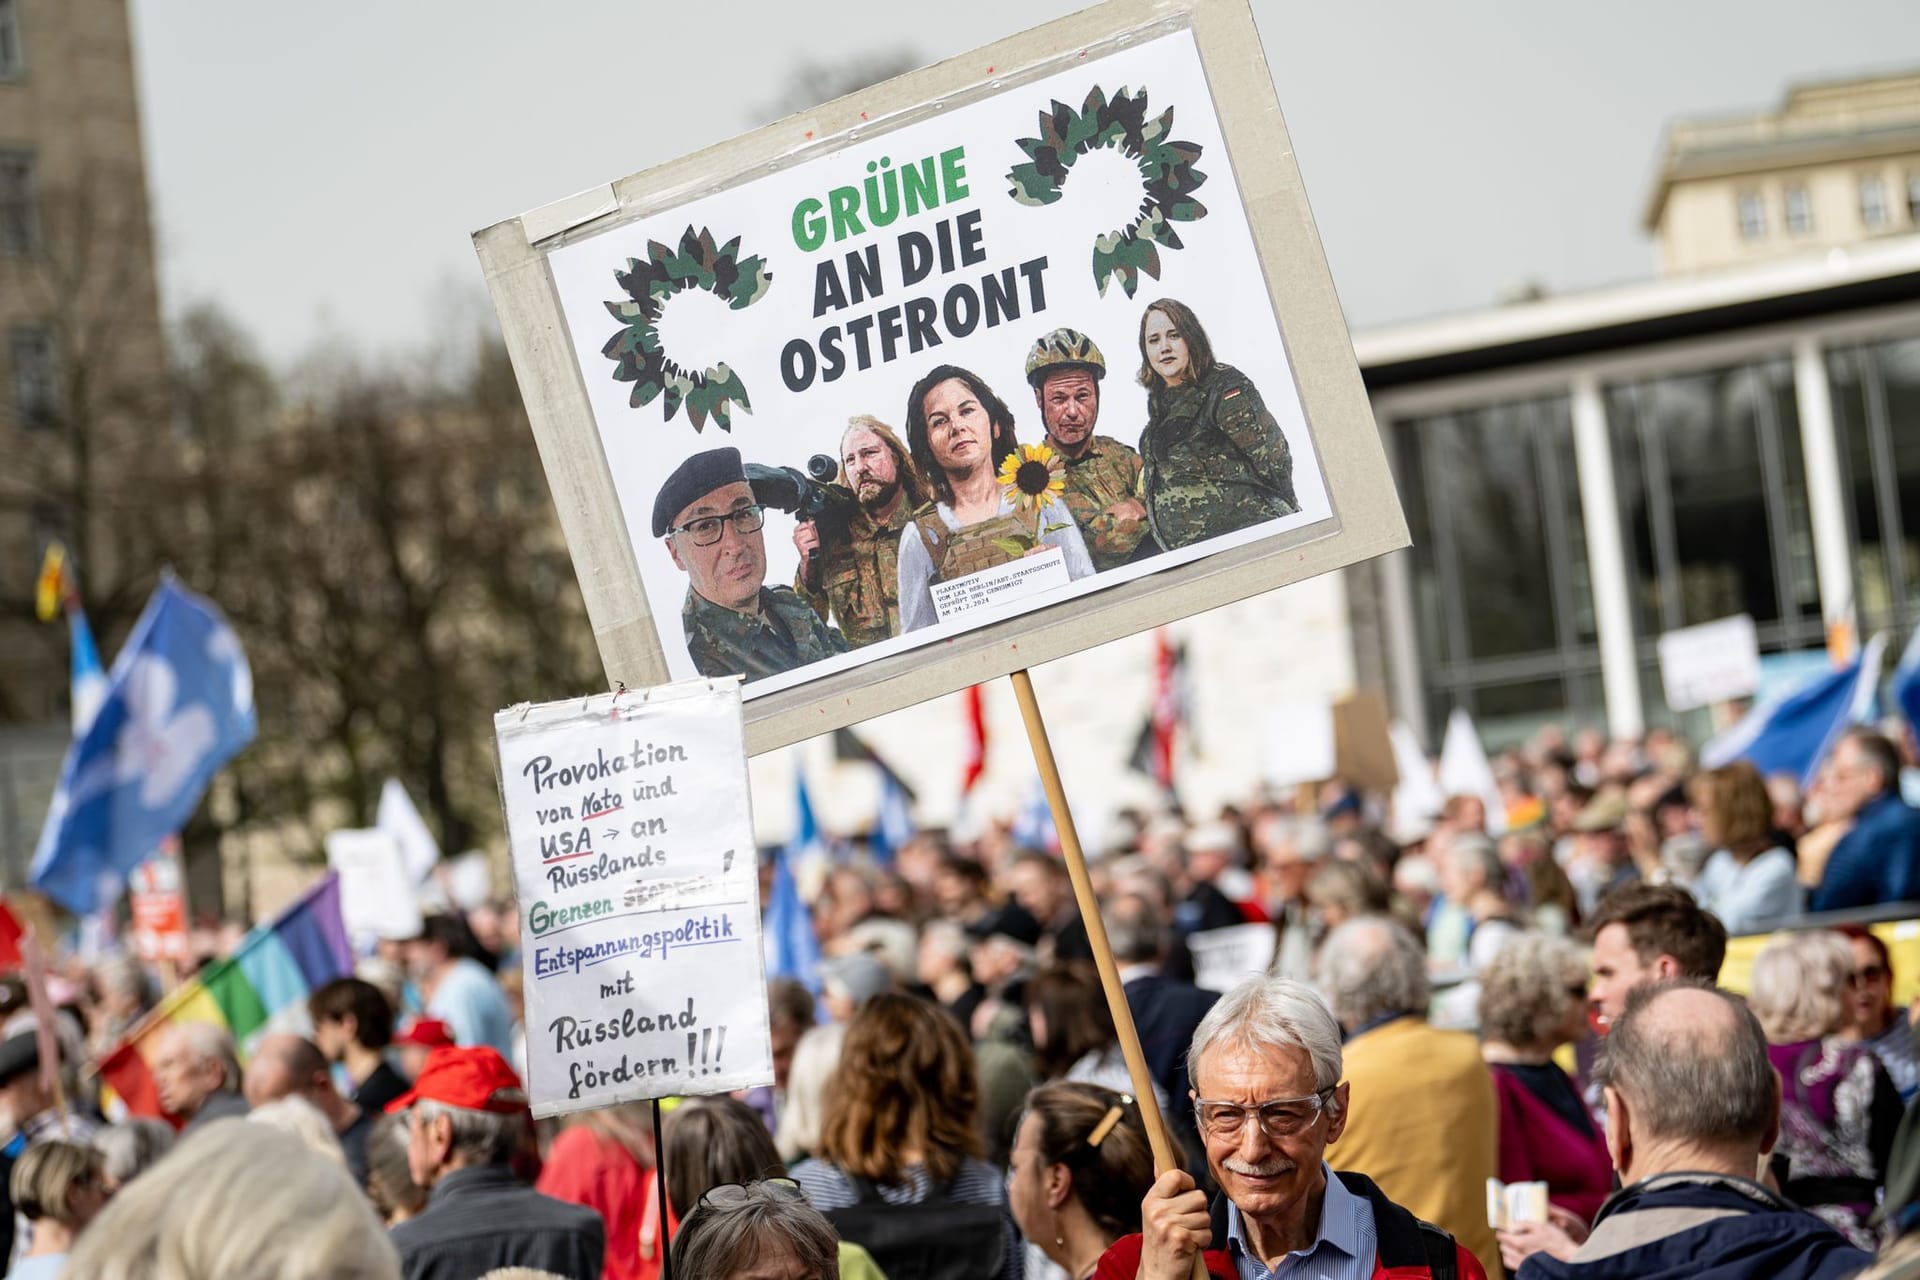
[125,1,1920,370]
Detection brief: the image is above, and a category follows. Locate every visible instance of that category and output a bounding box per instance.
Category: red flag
[0,901,22,971]
[962,685,987,793]
[1149,629,1179,789]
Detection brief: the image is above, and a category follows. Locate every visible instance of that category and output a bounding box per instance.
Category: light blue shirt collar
[1225,1164,1362,1269]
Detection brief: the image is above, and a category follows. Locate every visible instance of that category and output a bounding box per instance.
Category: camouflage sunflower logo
[602,226,772,433]
[1006,85,1208,298]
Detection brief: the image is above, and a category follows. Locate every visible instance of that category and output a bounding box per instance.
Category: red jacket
[1095,1171,1489,1280]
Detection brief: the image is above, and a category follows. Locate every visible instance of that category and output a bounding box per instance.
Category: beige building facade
[1647,70,1920,276]
[0,0,170,878]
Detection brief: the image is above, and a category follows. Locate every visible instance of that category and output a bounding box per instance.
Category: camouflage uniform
[682,586,848,681]
[1055,435,1151,571]
[793,500,914,648]
[1139,362,1297,551]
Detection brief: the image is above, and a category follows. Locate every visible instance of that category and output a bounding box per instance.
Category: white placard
[929,547,1072,623]
[1187,921,1278,993]
[494,681,771,1117]
[1658,614,1761,712]
[540,25,1335,703]
[325,829,424,950]
[1264,702,1336,788]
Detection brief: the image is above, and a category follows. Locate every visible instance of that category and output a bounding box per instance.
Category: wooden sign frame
[474,0,1406,756]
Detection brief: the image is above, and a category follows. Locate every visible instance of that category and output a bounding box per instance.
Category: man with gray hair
[386,1046,602,1280]
[1101,975,1485,1279]
[150,1022,248,1131]
[1315,916,1501,1277]
[1516,982,1869,1280]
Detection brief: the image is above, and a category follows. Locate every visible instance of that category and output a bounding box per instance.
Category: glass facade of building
[1382,315,1920,745]
[1391,396,1604,744]
[1605,358,1823,732]
[1828,336,1920,643]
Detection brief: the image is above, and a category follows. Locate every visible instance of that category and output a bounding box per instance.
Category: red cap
[386,1045,526,1115]
[392,1018,456,1049]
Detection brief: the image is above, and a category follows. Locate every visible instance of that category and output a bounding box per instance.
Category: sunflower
[997,442,1067,517]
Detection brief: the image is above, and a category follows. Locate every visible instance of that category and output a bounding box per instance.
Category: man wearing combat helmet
[1025,327,1158,571]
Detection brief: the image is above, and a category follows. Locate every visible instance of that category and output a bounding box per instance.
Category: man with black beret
[653,447,848,681]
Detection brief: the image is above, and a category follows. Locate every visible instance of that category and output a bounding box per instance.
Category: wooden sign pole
[1010,670,1209,1280]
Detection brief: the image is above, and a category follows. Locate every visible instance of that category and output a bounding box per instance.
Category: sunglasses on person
[696,1177,805,1213]
[1849,964,1889,986]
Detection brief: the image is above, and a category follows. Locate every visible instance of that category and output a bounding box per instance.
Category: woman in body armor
[895,364,1094,632]
[1136,298,1298,550]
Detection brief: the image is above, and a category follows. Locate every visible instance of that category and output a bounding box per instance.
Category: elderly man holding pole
[1094,976,1486,1280]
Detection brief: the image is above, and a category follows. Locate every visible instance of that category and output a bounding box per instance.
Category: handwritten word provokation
[523,741,687,795]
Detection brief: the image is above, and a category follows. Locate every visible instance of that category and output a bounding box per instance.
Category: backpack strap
[1417,1222,1458,1280]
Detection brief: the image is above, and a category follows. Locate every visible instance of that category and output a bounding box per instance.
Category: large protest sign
[477,0,1408,754]
[494,682,772,1117]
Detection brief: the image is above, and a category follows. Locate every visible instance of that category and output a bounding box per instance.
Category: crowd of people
[4,717,1920,1278]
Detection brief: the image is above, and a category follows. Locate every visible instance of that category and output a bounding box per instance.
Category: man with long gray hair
[1517,982,1868,1280]
[1101,975,1485,1279]
[1314,916,1500,1277]
[386,1047,602,1280]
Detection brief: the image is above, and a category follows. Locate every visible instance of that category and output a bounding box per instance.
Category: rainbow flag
[98,873,353,1119]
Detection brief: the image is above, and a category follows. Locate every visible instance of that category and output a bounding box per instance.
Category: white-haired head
[1186,977,1342,1095]
[63,1118,399,1279]
[1315,916,1431,1030]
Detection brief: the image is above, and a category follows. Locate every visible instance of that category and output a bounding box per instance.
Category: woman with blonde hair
[1750,929,1904,1249]
[9,1139,110,1278]
[793,992,1019,1278]
[1689,761,1801,934]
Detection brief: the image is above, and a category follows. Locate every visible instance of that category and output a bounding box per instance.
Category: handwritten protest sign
[477,0,1409,753]
[494,681,772,1117]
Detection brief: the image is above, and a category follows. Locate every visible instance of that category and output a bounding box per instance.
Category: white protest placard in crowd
[478,0,1410,754]
[326,829,424,951]
[1658,613,1761,712]
[1188,921,1277,993]
[494,680,772,1117]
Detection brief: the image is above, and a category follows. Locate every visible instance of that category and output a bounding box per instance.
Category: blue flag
[765,774,823,991]
[1010,775,1060,854]
[1892,627,1920,745]
[67,606,107,735]
[868,768,914,867]
[31,576,256,915]
[1702,634,1886,788]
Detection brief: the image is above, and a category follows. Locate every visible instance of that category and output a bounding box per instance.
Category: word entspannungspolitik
[779,146,1053,393]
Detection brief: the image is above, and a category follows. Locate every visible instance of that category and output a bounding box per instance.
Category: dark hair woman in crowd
[1007,1082,1155,1280]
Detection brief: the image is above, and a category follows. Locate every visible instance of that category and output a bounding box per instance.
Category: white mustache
[1223,1157,1294,1178]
